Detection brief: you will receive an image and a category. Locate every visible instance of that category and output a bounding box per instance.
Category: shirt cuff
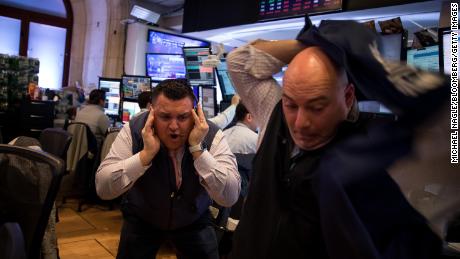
[193,150,217,182]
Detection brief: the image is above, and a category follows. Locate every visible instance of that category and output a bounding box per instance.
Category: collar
[168,146,185,161]
[235,122,252,130]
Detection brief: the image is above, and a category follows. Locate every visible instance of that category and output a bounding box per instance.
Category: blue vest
[122,111,218,230]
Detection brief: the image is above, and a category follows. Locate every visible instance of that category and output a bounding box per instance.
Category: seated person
[223,103,258,154]
[96,78,240,259]
[136,91,152,116]
[74,89,110,144]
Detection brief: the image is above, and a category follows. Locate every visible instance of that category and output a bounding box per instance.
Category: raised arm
[226,40,305,140]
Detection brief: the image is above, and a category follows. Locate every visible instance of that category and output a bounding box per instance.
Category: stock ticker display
[258,0,342,20]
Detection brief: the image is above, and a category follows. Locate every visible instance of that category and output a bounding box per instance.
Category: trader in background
[223,102,258,154]
[136,91,153,114]
[74,89,110,144]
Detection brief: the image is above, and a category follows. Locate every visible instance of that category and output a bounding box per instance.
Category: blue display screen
[148,30,210,54]
[406,45,439,72]
[216,59,235,100]
[146,53,186,81]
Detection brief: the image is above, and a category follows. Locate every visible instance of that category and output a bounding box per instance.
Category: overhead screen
[258,0,342,21]
[146,53,186,81]
[406,45,439,72]
[183,47,215,86]
[148,29,210,55]
[99,77,121,117]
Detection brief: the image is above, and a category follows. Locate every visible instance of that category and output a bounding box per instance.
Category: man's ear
[344,83,355,110]
[246,113,252,122]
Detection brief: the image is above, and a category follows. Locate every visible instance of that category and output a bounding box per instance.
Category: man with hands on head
[96,78,240,259]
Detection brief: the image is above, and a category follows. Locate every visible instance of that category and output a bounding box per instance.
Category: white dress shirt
[223,122,258,154]
[209,103,237,129]
[96,122,241,207]
[226,43,286,147]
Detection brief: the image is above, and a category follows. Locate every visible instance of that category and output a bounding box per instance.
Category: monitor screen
[440,29,459,75]
[121,100,141,122]
[148,29,210,54]
[406,45,439,72]
[122,75,151,100]
[379,33,404,62]
[358,100,391,114]
[99,77,121,116]
[200,86,216,118]
[258,0,342,21]
[146,53,186,81]
[183,47,215,86]
[216,59,235,101]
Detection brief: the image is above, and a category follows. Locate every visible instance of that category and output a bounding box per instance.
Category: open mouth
[170,133,179,140]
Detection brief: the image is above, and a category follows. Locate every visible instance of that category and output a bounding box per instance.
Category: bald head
[281,46,355,151]
[284,47,348,92]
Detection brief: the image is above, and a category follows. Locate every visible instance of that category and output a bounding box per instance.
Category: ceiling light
[131,5,160,24]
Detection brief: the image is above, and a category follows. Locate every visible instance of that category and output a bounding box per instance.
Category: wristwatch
[189,143,204,153]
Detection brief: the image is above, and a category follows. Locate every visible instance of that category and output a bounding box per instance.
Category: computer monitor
[183,47,215,86]
[145,53,186,82]
[406,45,439,72]
[358,100,391,114]
[121,100,141,123]
[379,33,406,62]
[122,75,151,101]
[216,58,235,102]
[98,77,121,117]
[200,86,217,118]
[439,27,459,75]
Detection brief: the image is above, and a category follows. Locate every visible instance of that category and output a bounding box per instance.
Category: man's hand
[231,94,240,106]
[189,103,209,147]
[140,108,160,166]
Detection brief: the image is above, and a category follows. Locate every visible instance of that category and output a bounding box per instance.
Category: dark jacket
[230,102,441,259]
[121,112,218,230]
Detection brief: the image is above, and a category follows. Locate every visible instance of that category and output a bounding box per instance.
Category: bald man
[226,39,357,258]
[226,29,442,257]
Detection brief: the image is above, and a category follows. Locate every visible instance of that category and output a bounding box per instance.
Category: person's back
[74,89,110,144]
[223,103,258,154]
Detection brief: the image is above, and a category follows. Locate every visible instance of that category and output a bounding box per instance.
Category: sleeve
[98,113,110,136]
[208,104,236,129]
[95,123,151,200]
[226,43,286,141]
[193,130,241,207]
